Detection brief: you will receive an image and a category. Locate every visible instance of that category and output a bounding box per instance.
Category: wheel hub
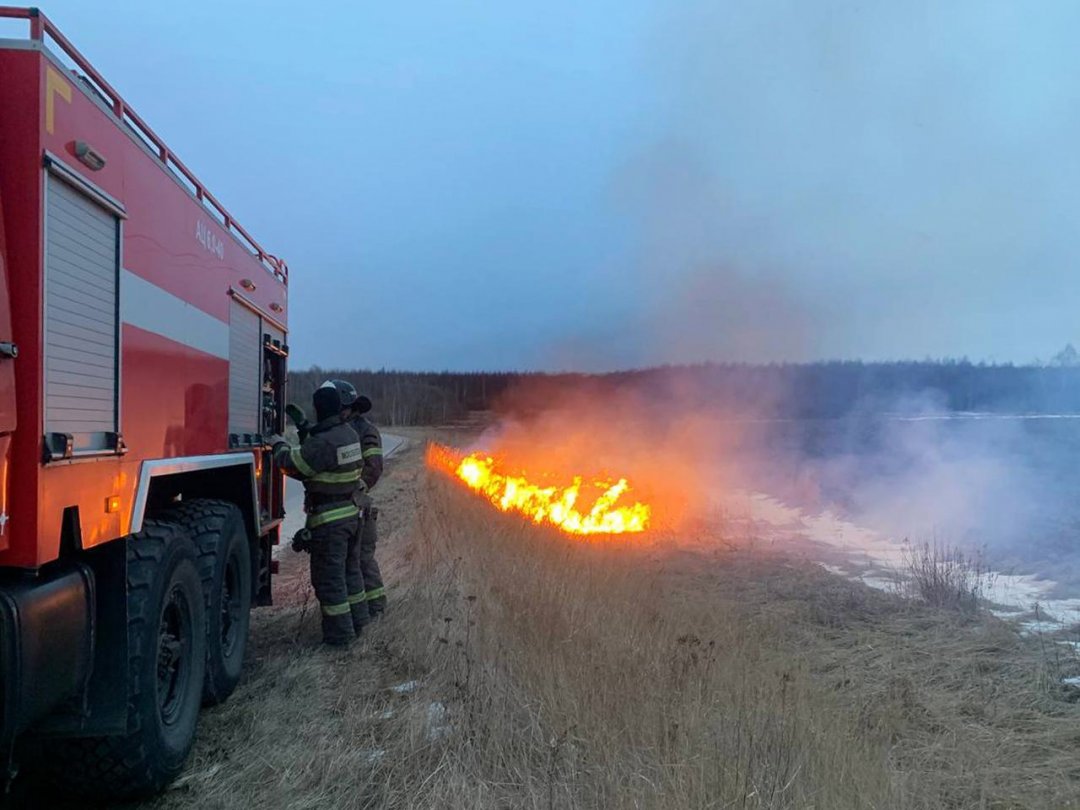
[157,585,192,726]
[220,553,243,656]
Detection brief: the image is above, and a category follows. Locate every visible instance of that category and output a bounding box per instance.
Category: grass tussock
[126,434,1080,810]
[901,539,995,613]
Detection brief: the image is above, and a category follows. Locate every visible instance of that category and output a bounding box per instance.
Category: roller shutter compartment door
[228,299,261,442]
[262,322,284,350]
[260,321,286,435]
[44,174,119,451]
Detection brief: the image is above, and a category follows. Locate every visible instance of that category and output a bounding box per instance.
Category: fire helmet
[329,379,359,408]
[312,379,359,421]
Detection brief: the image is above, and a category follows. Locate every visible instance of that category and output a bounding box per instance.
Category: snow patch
[733,489,1080,631]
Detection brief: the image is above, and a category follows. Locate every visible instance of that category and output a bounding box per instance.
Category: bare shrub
[901,540,994,613]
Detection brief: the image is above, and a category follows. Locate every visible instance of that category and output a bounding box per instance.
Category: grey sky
[23,1,1080,369]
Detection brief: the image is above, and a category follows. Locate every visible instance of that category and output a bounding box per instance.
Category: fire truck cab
[0,7,288,797]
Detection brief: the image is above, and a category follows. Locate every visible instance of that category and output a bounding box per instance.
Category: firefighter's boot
[308,521,355,646]
[345,519,369,636]
[359,504,386,616]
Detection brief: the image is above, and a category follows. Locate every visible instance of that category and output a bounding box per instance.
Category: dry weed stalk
[901,539,995,613]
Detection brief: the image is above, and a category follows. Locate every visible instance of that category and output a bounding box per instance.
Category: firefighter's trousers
[308,513,368,644]
[359,495,385,614]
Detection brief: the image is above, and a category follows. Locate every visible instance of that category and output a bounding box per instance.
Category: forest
[288,357,1080,426]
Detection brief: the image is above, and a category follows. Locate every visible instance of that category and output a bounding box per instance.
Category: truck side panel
[0,47,45,564]
[122,324,229,459]
[0,118,16,556]
[0,45,287,568]
[39,58,287,321]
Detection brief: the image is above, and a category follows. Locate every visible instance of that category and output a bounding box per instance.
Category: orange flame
[426,443,651,535]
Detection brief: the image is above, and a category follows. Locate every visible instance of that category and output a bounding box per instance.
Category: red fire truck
[0,7,289,797]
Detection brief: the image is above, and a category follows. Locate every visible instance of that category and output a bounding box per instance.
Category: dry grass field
[119,428,1080,809]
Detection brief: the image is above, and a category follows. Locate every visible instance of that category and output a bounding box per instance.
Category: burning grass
[109,430,1080,810]
[425,442,651,535]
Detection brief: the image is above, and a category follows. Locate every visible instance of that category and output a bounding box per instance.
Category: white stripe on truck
[120,269,229,359]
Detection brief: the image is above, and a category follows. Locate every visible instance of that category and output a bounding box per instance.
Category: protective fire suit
[351,414,386,615]
[274,415,368,644]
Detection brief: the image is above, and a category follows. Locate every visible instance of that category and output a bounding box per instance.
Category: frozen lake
[733,414,1080,629]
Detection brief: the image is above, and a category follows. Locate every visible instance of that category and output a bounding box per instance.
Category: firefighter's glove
[285,403,307,424]
[291,528,313,554]
[285,403,312,442]
[266,434,289,451]
[285,403,309,429]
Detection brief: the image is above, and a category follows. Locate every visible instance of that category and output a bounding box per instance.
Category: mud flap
[0,563,94,778]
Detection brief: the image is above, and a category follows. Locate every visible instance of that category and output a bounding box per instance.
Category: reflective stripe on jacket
[351,416,384,491]
[273,416,366,527]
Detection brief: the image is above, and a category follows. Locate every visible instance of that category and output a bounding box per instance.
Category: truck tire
[162,499,252,705]
[51,521,207,799]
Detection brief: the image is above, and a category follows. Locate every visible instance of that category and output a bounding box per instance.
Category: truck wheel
[162,499,252,705]
[51,521,207,799]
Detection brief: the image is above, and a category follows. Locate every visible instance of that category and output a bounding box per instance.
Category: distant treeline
[287,369,517,426]
[288,361,1080,426]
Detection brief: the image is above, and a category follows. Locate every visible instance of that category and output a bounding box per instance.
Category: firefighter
[272,380,368,645]
[346,393,387,616]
